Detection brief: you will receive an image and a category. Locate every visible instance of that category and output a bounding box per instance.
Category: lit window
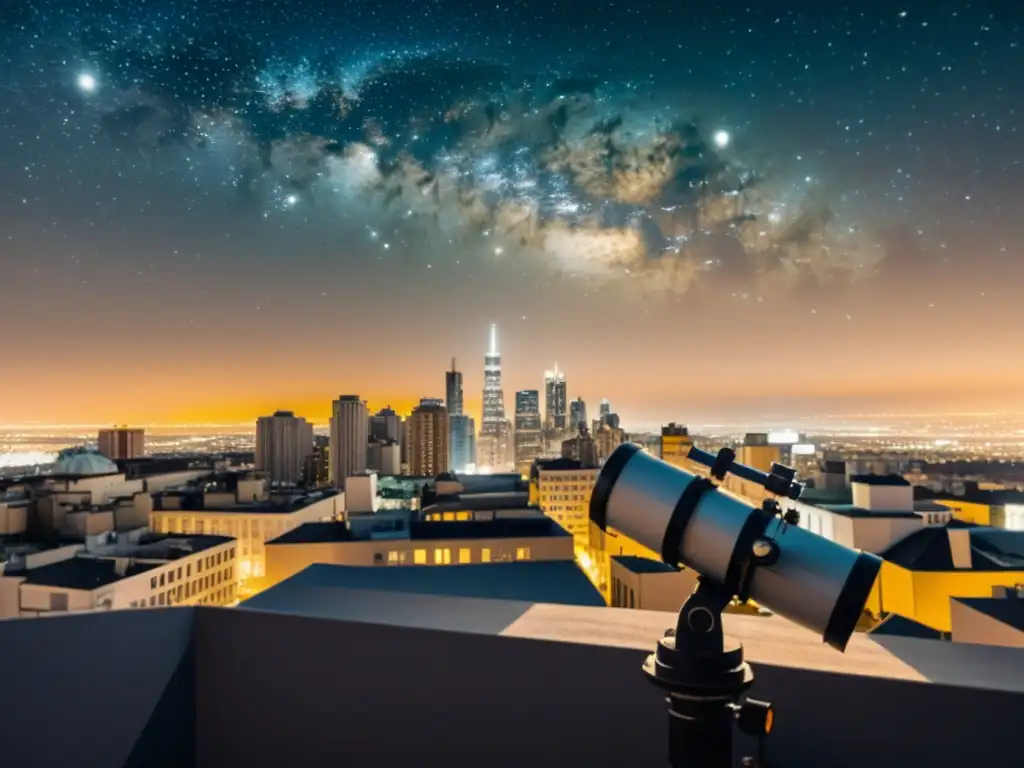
[414,549,427,564]
[459,548,471,564]
[481,548,491,563]
[387,551,401,564]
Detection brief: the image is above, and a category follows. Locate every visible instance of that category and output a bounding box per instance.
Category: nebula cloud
[89,36,883,296]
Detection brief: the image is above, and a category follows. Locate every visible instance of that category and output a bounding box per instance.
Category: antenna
[488,324,498,356]
[451,357,457,372]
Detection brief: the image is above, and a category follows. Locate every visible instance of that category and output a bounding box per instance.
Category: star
[77,73,97,93]
[713,130,730,149]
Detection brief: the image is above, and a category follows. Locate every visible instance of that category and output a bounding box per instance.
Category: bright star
[285,194,298,206]
[77,73,97,92]
[713,130,730,148]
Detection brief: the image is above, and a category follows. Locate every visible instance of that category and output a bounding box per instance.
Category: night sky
[1,0,1021,427]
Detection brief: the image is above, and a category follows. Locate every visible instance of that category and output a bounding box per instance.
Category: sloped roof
[882,523,1024,572]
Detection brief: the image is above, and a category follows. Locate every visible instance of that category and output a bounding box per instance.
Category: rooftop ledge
[1,596,1021,767]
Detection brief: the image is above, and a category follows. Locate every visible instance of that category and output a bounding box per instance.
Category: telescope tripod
[644,579,775,768]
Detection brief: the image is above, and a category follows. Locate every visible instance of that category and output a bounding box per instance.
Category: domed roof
[54,447,119,476]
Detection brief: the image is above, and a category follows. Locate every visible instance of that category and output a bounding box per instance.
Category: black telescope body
[590,443,882,651]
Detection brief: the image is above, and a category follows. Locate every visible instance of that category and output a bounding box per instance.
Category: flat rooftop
[154,489,339,515]
[953,597,1024,631]
[241,560,605,614]
[268,517,569,545]
[16,557,160,590]
[612,555,678,574]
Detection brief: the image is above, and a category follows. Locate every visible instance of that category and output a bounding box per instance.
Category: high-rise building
[514,390,543,474]
[599,399,611,420]
[569,398,587,433]
[445,358,463,417]
[256,411,314,485]
[594,423,626,463]
[329,395,368,488]
[303,435,330,487]
[367,439,401,475]
[479,324,510,470]
[544,365,567,430]
[562,424,599,468]
[97,427,145,460]
[449,414,476,473]
[446,358,469,471]
[369,406,401,443]
[407,398,449,477]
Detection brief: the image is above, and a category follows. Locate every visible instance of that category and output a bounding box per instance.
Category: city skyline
[2,2,1023,427]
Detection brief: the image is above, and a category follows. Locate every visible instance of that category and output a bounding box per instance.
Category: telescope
[589,443,882,768]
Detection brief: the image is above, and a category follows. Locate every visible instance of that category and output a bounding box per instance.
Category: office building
[449,414,476,473]
[255,411,314,485]
[569,398,587,432]
[544,365,567,430]
[407,398,449,477]
[514,390,543,474]
[97,427,145,460]
[445,358,463,417]
[329,395,368,488]
[599,399,611,420]
[303,435,330,487]
[593,423,625,462]
[529,457,599,548]
[264,516,575,588]
[561,424,599,468]
[367,439,401,475]
[150,479,341,594]
[479,324,510,470]
[0,530,237,618]
[660,423,693,471]
[369,406,401,444]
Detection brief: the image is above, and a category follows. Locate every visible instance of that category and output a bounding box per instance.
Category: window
[516,547,531,561]
[159,593,166,606]
[177,567,183,580]
[168,570,175,584]
[459,548,471,564]
[434,548,451,564]
[374,552,384,564]
[481,548,491,563]
[413,549,427,564]
[629,589,635,609]
[149,596,156,607]
[150,576,157,589]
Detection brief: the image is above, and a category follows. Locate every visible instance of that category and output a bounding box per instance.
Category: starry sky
[1,0,1021,428]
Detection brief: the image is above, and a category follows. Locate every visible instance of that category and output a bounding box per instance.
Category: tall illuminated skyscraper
[544,364,567,430]
[479,324,510,469]
[407,398,449,477]
[445,358,463,417]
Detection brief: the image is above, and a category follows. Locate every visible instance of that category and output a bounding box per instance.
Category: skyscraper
[544,365,567,430]
[256,411,314,485]
[407,398,449,477]
[479,323,510,469]
[514,389,542,474]
[329,395,368,488]
[369,406,401,443]
[569,398,587,432]
[97,427,145,460]
[445,358,463,416]
[303,434,330,487]
[599,399,611,420]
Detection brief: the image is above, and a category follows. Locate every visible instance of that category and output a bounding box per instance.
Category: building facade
[255,411,314,485]
[479,324,510,470]
[329,396,369,488]
[569,398,587,433]
[531,459,599,549]
[369,407,401,444]
[544,365,567,430]
[514,390,543,475]
[449,414,476,474]
[97,427,145,460]
[303,435,330,487]
[407,399,449,477]
[0,533,237,618]
[660,423,694,471]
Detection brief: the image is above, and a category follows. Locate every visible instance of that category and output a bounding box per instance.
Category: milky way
[54,20,881,296]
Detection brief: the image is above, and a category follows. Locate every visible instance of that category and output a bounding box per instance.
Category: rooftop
[612,555,678,574]
[849,474,911,487]
[267,517,569,545]
[953,597,1024,631]
[15,556,159,590]
[421,491,532,515]
[241,560,606,614]
[881,523,1024,571]
[817,504,921,519]
[0,600,1021,766]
